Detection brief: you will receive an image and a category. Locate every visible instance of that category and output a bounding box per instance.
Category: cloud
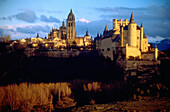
[0,17,12,21]
[94,3,170,40]
[0,28,5,35]
[76,20,111,37]
[14,10,37,23]
[16,25,50,34]
[40,15,60,23]
[0,10,37,23]
[0,10,61,23]
[0,24,51,39]
[147,36,166,43]
[78,18,91,23]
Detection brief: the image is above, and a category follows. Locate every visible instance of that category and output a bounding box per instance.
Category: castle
[95,13,158,61]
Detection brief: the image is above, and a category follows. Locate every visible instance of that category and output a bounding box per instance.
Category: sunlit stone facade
[96,13,158,61]
[48,9,92,48]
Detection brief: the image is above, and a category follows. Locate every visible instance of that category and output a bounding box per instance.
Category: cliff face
[116,56,161,83]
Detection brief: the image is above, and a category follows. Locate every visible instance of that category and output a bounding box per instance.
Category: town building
[11,9,92,51]
[48,9,92,48]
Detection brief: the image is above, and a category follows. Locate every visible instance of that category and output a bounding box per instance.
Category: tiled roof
[103,30,116,39]
[112,35,120,42]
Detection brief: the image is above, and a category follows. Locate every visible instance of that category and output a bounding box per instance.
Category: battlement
[113,19,129,30]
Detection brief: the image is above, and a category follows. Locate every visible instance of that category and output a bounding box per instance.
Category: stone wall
[141,52,154,60]
[24,49,90,58]
[125,60,160,71]
[126,45,141,59]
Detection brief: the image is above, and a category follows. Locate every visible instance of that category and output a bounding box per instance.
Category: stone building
[95,13,158,61]
[48,9,92,48]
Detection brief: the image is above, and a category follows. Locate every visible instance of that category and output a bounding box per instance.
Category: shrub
[0,82,75,111]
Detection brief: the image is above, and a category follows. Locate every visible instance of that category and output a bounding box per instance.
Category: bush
[0,82,75,111]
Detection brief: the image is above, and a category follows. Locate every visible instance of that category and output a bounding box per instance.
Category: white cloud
[78,18,91,23]
[147,36,166,43]
[0,22,61,39]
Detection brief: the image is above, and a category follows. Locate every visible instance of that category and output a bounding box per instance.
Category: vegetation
[0,82,75,111]
[0,49,169,111]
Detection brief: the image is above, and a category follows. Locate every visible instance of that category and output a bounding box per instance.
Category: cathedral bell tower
[66,9,76,39]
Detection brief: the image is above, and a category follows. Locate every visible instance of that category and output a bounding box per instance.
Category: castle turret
[130,13,135,23]
[105,25,108,31]
[128,13,137,47]
[103,25,108,35]
[140,23,143,51]
[120,25,124,47]
[120,19,122,26]
[155,43,158,60]
[97,33,99,38]
[125,19,128,25]
[113,19,117,29]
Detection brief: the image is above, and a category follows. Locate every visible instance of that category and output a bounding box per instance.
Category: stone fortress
[94,13,160,82]
[95,13,158,61]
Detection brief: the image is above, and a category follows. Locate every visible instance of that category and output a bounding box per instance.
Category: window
[102,49,104,51]
[137,37,139,39]
[107,48,110,51]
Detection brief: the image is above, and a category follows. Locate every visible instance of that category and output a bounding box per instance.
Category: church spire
[86,29,89,36]
[36,33,39,38]
[130,12,135,23]
[62,20,65,26]
[70,9,72,13]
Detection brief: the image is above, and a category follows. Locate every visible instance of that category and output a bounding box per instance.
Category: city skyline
[0,0,170,44]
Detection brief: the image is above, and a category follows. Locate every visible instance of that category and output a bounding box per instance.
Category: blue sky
[0,0,170,43]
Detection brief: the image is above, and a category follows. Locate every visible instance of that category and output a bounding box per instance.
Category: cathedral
[48,9,92,48]
[95,13,158,61]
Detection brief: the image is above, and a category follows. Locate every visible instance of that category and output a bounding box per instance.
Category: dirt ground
[72,97,170,112]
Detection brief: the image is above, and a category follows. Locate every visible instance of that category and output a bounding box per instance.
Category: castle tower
[125,19,128,25]
[67,9,76,39]
[120,25,124,47]
[128,13,137,47]
[140,23,143,51]
[103,25,108,35]
[155,44,158,60]
[113,19,117,30]
[105,25,108,31]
